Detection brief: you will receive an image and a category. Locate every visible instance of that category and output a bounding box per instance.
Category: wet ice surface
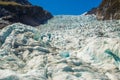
[0,15,120,80]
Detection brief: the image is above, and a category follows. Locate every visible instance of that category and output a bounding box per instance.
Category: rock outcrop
[0,0,53,28]
[97,0,120,20]
[87,0,120,20]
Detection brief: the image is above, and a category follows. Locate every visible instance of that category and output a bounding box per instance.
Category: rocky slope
[0,15,120,80]
[97,0,120,20]
[87,0,120,20]
[0,0,53,29]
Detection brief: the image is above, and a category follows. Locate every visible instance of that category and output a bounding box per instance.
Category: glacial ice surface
[0,15,120,80]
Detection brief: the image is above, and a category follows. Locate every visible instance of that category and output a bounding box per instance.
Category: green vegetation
[0,1,20,6]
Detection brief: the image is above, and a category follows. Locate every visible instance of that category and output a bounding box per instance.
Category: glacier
[0,15,120,80]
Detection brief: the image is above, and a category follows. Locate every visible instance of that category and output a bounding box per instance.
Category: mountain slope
[87,0,120,20]
[0,0,53,29]
[97,0,120,20]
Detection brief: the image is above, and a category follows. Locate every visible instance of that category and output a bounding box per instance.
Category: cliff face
[97,0,120,20]
[0,0,53,28]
